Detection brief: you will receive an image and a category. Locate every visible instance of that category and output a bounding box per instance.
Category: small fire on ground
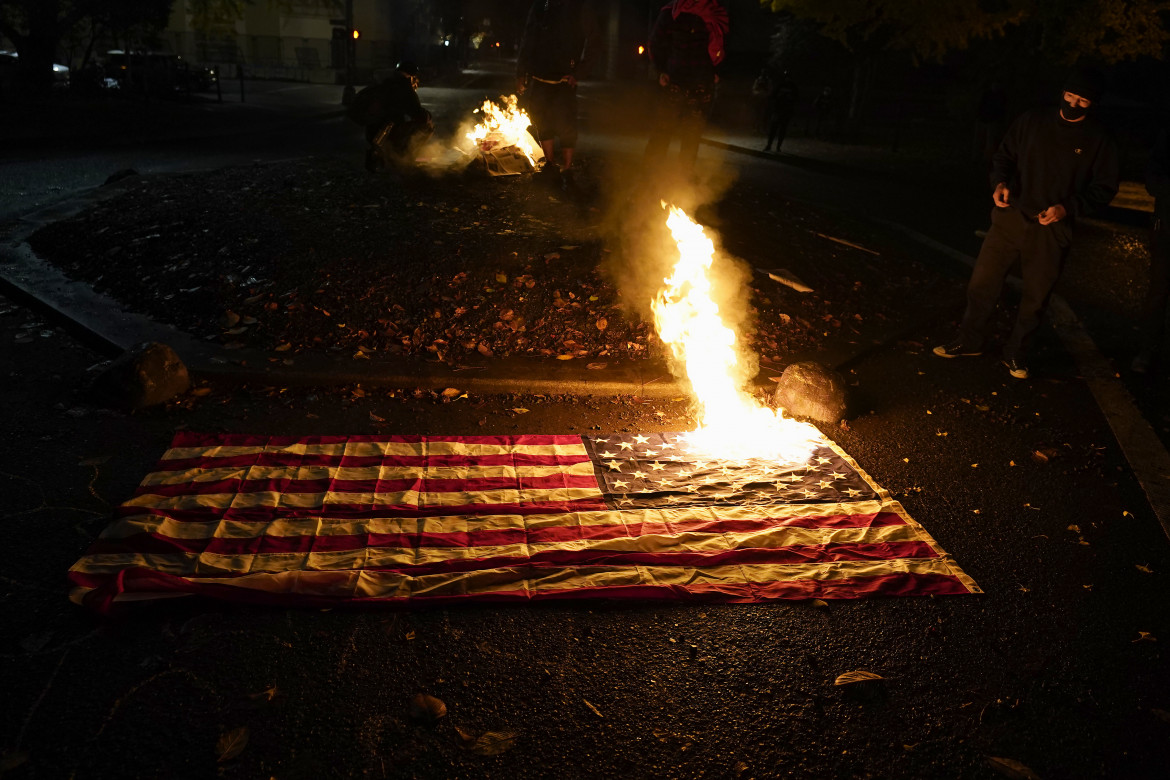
[465,94,544,169]
[652,203,821,463]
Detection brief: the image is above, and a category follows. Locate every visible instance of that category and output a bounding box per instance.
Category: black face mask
[1061,102,1088,121]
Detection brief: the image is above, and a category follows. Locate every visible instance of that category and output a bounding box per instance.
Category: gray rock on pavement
[90,342,190,410]
[104,168,139,186]
[773,361,849,423]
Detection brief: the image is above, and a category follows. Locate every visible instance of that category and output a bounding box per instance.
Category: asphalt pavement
[2,69,1169,779]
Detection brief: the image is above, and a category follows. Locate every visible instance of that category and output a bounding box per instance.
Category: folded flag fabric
[68,431,979,613]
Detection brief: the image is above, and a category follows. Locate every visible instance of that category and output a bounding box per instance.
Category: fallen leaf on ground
[985,756,1040,779]
[216,726,249,762]
[247,685,278,702]
[441,387,462,398]
[471,730,518,756]
[586,362,607,370]
[511,408,530,414]
[410,693,447,722]
[0,751,29,772]
[834,670,884,686]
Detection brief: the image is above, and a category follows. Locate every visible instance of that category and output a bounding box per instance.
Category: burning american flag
[68,431,978,613]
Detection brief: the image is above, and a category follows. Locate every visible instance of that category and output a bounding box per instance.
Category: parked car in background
[0,49,70,89]
[104,51,216,96]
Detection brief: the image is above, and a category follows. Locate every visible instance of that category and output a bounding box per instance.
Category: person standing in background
[643,0,730,179]
[763,70,799,153]
[517,0,596,190]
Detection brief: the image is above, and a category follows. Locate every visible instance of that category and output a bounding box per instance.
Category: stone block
[91,342,190,410]
[773,361,849,423]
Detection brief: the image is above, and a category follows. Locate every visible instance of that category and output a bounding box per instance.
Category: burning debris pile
[462,95,544,176]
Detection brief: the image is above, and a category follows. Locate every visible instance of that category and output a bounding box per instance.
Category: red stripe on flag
[133,473,600,498]
[116,498,612,521]
[154,452,593,472]
[169,432,588,448]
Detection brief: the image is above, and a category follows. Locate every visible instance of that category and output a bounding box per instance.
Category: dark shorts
[524,80,578,147]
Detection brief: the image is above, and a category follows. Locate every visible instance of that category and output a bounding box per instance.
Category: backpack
[346,83,387,125]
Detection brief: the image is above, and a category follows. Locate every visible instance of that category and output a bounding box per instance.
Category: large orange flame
[465,94,544,168]
[651,204,822,462]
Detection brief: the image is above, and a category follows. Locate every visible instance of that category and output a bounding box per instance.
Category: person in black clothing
[1133,126,1170,374]
[934,67,1120,380]
[354,61,433,172]
[517,0,595,185]
[763,70,799,153]
[643,0,729,179]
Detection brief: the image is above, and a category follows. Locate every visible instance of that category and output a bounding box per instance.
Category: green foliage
[1045,0,1170,63]
[760,0,1023,63]
[760,0,1170,64]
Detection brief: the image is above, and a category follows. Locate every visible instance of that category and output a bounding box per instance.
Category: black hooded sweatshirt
[991,106,1119,221]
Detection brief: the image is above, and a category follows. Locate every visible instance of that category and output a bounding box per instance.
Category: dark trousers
[525,80,578,148]
[644,82,713,175]
[959,206,1072,358]
[766,108,794,150]
[1139,218,1170,352]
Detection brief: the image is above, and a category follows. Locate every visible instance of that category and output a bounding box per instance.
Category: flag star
[619,441,635,450]
[818,479,833,489]
[665,494,682,503]
[759,465,775,475]
[600,450,618,458]
[593,438,609,444]
[633,434,650,444]
[845,488,863,497]
[659,440,676,449]
[632,470,647,480]
[686,484,700,493]
[606,460,623,472]
[667,455,685,462]
[642,449,657,458]
[612,479,630,490]
[801,488,819,498]
[618,497,635,506]
[816,457,831,465]
[649,461,666,471]
[676,470,693,479]
[783,475,803,483]
[829,471,845,480]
